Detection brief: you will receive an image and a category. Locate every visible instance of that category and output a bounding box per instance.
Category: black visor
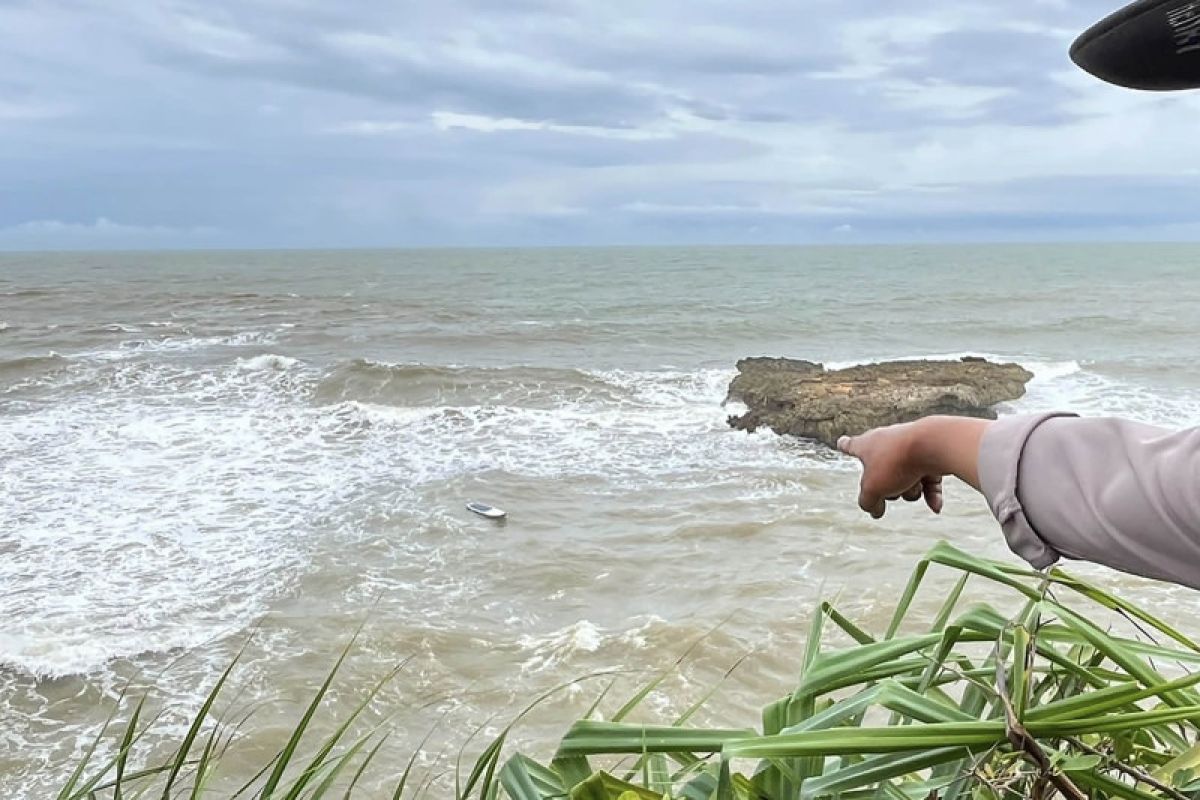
[1072,0,1200,90]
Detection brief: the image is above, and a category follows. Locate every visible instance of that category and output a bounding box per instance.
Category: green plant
[54,623,410,800]
[496,542,1200,799]
[57,542,1200,798]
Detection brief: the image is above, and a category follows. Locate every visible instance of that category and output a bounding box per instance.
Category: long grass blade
[57,683,130,800]
[160,644,246,799]
[260,624,365,797]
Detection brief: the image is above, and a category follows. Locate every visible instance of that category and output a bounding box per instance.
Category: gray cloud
[3,0,1200,248]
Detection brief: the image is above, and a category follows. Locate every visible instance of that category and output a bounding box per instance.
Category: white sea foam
[1023,358,1083,383]
[70,331,280,363]
[518,620,604,672]
[824,351,1200,427]
[1013,358,1200,427]
[235,353,303,371]
[332,395,789,487]
[517,617,662,673]
[591,367,735,408]
[3,345,1195,681]
[128,330,277,351]
[1,361,332,676]
[0,357,788,677]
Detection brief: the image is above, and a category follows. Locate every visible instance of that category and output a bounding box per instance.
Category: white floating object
[466,501,507,520]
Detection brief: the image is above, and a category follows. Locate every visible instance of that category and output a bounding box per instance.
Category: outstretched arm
[838,414,1200,590]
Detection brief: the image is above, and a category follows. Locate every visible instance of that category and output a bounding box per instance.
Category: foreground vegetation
[57,542,1200,798]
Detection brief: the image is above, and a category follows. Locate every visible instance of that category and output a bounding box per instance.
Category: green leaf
[161,643,246,799]
[57,682,129,800]
[559,722,754,757]
[799,748,966,799]
[1057,754,1102,772]
[113,694,146,800]
[499,754,563,800]
[282,657,409,799]
[1154,741,1200,782]
[261,625,363,797]
[569,772,663,800]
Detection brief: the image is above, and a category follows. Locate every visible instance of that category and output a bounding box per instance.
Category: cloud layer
[4,0,1200,248]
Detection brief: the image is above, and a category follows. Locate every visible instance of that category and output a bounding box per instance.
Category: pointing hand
[837,417,990,520]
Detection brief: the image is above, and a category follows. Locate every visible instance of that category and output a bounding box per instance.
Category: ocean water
[2,244,1200,796]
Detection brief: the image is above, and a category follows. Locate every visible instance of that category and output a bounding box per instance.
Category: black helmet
[1073,0,1200,89]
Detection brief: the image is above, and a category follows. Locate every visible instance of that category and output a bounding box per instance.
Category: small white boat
[466,501,507,520]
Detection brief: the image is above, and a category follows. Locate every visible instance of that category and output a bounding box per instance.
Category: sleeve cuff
[977,412,1078,570]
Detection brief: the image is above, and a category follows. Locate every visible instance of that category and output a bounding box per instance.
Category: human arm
[839,414,1200,589]
[836,416,990,518]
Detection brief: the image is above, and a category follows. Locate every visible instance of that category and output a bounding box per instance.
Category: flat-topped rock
[726,357,1033,447]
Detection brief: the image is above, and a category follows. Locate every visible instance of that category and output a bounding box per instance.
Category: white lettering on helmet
[1168,3,1200,54]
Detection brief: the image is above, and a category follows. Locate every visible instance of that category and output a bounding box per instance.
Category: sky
[5,0,1200,249]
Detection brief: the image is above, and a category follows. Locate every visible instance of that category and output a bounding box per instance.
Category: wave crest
[314,359,634,409]
[0,353,70,385]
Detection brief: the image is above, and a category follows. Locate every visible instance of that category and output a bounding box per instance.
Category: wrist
[907,416,990,490]
[905,416,944,475]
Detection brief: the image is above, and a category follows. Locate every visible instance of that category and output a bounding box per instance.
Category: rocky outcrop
[726,356,1033,448]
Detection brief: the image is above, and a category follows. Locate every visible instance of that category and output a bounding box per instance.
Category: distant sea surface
[3,245,1200,796]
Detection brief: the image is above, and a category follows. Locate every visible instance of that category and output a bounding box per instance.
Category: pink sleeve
[978,413,1200,589]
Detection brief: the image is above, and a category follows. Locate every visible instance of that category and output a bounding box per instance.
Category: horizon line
[5,239,1200,255]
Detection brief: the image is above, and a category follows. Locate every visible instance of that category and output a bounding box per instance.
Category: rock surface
[726,357,1033,447]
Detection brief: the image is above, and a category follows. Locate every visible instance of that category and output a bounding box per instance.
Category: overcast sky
[4,0,1200,249]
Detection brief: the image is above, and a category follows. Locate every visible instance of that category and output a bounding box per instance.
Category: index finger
[837,435,859,458]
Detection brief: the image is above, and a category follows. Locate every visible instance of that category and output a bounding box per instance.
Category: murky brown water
[3,245,1200,796]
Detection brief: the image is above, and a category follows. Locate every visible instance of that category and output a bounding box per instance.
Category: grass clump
[57,542,1200,798]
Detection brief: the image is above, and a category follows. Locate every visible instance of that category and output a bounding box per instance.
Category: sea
[3,244,1200,796]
